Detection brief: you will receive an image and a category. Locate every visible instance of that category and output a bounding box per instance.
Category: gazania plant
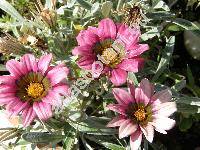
[0,0,200,150]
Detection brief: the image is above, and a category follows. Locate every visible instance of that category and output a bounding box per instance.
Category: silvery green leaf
[172,18,200,37]
[171,80,186,92]
[0,64,7,72]
[0,0,24,22]
[177,103,200,114]
[153,1,170,11]
[91,2,100,14]
[63,126,76,150]
[57,5,68,15]
[101,1,113,17]
[66,0,76,8]
[22,132,65,143]
[153,36,175,81]
[141,27,160,41]
[146,11,175,20]
[69,117,117,135]
[128,72,138,86]
[86,135,125,150]
[176,96,200,107]
[76,0,92,10]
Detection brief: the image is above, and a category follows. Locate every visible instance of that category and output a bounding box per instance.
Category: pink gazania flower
[0,54,69,127]
[107,79,177,150]
[72,18,149,86]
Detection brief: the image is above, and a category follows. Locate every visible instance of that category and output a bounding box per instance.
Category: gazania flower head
[0,53,69,127]
[72,18,149,86]
[107,79,177,150]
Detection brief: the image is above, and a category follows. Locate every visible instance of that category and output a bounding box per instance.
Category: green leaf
[179,117,193,131]
[171,80,186,92]
[85,135,125,150]
[0,64,7,72]
[22,132,65,143]
[91,2,100,14]
[128,72,138,86]
[63,126,76,150]
[101,1,113,17]
[153,1,170,11]
[187,65,195,87]
[0,0,24,22]
[69,117,117,135]
[152,36,175,81]
[177,103,200,114]
[176,96,200,106]
[76,0,92,10]
[141,27,160,41]
[172,18,200,37]
[146,11,175,20]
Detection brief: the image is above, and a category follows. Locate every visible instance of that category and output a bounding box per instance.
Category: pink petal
[72,45,93,56]
[6,99,28,117]
[117,58,144,72]
[128,81,135,98]
[116,23,128,35]
[119,120,138,139]
[152,115,176,131]
[110,68,127,86]
[91,61,104,78]
[6,60,26,78]
[10,101,29,117]
[22,106,37,127]
[47,66,69,86]
[112,88,134,105]
[126,44,149,57]
[117,27,141,48]
[152,102,177,117]
[33,102,52,121]
[6,98,22,111]
[130,130,142,150]
[0,75,16,85]
[42,90,62,106]
[77,56,95,70]
[0,85,16,93]
[38,53,52,75]
[76,30,99,46]
[135,79,152,106]
[53,84,70,96]
[151,89,172,103]
[107,104,127,116]
[140,123,154,143]
[107,116,126,127]
[0,96,16,105]
[149,122,167,134]
[20,54,38,73]
[98,18,117,40]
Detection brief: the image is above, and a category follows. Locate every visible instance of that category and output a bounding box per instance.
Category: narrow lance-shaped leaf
[0,0,24,22]
[22,132,65,143]
[152,36,175,81]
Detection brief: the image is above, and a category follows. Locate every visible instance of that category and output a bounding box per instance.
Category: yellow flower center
[134,107,146,122]
[27,83,44,99]
[94,39,125,68]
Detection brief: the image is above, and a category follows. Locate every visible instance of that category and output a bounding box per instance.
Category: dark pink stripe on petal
[98,18,117,40]
[20,54,38,73]
[117,58,144,72]
[112,88,134,105]
[110,68,127,86]
[38,53,52,75]
[130,130,142,150]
